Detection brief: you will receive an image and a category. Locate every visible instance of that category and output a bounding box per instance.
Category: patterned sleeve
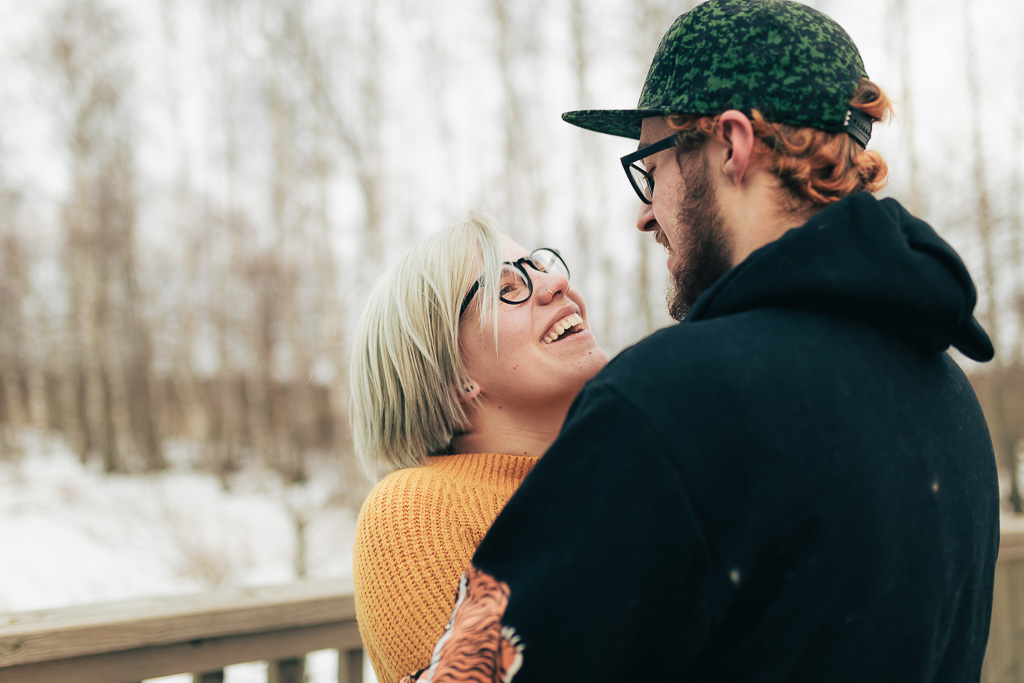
[401,383,712,682]
[398,564,523,683]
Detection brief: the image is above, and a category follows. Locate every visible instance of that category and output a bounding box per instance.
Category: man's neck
[723,169,820,266]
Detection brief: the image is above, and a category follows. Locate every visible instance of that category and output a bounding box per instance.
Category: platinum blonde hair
[349,212,507,480]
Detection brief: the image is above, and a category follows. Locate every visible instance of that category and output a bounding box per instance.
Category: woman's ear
[718,109,756,185]
[455,381,481,403]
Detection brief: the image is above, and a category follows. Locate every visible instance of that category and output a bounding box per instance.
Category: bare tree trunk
[0,184,50,443]
[357,0,384,278]
[77,191,114,469]
[892,0,922,216]
[0,231,28,440]
[287,0,385,290]
[293,509,308,579]
[87,302,119,473]
[208,0,247,482]
[27,309,52,436]
[60,321,90,464]
[171,233,210,453]
[310,66,360,505]
[312,75,345,409]
[490,0,545,243]
[97,134,164,471]
[63,168,95,464]
[158,0,208,460]
[1006,23,1024,367]
[964,0,1019,512]
[1005,30,1024,511]
[44,0,149,473]
[569,0,616,341]
[257,20,291,474]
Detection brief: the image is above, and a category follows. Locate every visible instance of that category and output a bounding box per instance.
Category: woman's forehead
[499,235,530,260]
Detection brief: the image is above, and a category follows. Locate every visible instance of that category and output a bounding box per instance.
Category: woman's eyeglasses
[459,248,569,318]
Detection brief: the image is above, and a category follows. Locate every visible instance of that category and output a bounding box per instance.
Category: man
[402,1,1000,681]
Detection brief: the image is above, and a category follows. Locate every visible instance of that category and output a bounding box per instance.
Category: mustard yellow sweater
[353,452,538,683]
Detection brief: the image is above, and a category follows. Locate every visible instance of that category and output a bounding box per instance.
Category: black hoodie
[411,194,1000,683]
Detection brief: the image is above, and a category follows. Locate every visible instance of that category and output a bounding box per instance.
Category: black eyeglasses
[620,133,678,204]
[459,248,570,318]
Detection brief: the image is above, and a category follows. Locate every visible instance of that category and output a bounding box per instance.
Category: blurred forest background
[0,0,1022,521]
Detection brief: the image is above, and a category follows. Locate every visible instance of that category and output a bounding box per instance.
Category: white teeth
[542,313,584,344]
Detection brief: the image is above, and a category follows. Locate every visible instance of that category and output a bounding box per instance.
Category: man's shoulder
[598,305,925,384]
[568,317,766,448]
[585,305,972,425]
[594,310,802,389]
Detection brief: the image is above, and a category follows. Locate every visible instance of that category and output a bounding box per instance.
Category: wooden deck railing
[984,515,1024,683]
[1,518,1022,683]
[0,579,363,683]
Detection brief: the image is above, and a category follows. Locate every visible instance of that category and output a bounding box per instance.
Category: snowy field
[0,431,376,682]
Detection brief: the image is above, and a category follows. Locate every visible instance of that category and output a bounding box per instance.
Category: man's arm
[405,382,714,682]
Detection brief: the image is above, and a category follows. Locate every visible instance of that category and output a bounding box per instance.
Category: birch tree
[963,0,1019,512]
[891,0,922,215]
[0,200,28,453]
[40,0,164,472]
[568,0,615,341]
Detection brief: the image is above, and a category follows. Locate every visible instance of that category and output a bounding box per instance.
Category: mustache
[653,229,670,250]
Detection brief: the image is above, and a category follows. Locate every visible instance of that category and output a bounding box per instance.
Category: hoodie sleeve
[403,383,714,683]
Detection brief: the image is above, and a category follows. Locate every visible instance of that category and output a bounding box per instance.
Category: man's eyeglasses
[620,133,678,204]
[459,248,570,318]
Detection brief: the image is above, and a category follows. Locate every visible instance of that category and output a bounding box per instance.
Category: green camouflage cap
[563,0,868,140]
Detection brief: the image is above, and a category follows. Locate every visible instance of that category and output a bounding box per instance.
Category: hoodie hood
[686,193,994,362]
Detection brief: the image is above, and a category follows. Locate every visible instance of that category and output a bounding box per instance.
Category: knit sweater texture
[353,452,538,683]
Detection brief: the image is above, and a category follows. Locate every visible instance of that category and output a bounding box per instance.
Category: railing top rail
[0,578,356,668]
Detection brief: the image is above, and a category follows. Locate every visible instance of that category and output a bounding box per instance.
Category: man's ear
[719,110,756,185]
[455,381,481,403]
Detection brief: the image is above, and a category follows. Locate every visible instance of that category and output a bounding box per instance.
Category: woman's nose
[535,270,569,304]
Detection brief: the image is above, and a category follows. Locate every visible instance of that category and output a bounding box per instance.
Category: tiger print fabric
[400,564,523,683]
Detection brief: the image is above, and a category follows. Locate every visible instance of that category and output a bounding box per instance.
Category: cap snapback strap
[843,107,872,147]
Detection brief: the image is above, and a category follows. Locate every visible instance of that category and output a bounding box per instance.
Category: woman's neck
[452,399,568,459]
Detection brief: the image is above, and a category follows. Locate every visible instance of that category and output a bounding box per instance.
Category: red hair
[667,79,894,207]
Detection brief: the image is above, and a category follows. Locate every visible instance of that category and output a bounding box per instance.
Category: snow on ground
[0,430,375,682]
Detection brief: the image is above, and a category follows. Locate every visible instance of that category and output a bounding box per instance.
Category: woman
[350,213,607,683]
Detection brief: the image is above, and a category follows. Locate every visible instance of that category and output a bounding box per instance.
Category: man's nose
[636,201,658,233]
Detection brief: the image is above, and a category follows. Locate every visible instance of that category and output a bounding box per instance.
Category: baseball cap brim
[561,108,669,140]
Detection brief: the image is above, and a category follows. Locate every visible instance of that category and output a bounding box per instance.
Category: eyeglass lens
[529,248,569,279]
[628,164,653,201]
[499,265,531,303]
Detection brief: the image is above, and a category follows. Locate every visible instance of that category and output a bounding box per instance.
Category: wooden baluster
[338,648,363,683]
[268,657,304,683]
